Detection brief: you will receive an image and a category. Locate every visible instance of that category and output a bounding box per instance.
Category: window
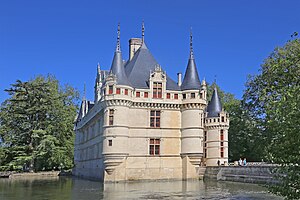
[220,130,224,140]
[214,119,216,122]
[191,93,195,98]
[200,93,203,99]
[153,82,162,98]
[108,140,112,146]
[149,139,160,155]
[109,109,114,125]
[166,93,170,99]
[204,149,207,158]
[116,88,121,94]
[174,94,178,99]
[183,94,186,99]
[144,92,148,98]
[220,142,224,146]
[221,116,225,122]
[109,86,113,94]
[204,131,207,141]
[136,91,140,97]
[150,110,161,128]
[220,147,224,158]
[125,89,128,95]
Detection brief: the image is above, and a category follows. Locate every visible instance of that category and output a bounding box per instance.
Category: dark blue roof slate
[181,57,201,90]
[110,50,131,86]
[207,87,222,117]
[125,42,180,91]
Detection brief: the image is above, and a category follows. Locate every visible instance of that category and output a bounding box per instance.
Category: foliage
[207,83,264,162]
[243,38,300,199]
[0,75,79,172]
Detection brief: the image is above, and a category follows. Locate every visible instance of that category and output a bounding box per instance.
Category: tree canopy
[243,38,300,199]
[0,75,79,172]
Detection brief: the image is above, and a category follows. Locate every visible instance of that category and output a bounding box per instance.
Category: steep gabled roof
[125,42,180,90]
[207,87,222,117]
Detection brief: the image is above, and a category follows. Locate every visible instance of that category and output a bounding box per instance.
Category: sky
[1,0,299,103]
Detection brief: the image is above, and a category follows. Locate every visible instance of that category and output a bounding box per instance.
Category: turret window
[109,109,114,125]
[150,110,161,128]
[191,93,195,99]
[108,140,112,146]
[220,130,224,140]
[221,116,225,122]
[144,92,148,98]
[174,94,178,99]
[153,82,162,98]
[116,88,121,94]
[136,91,140,97]
[149,139,160,155]
[109,86,113,94]
[220,147,224,158]
[125,89,128,95]
[166,93,170,99]
[183,94,186,99]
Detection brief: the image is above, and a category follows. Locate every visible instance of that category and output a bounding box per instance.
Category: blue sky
[1,0,299,103]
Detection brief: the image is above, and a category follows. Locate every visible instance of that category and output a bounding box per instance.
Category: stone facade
[73,25,229,182]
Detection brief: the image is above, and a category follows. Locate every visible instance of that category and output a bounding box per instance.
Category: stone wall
[204,166,278,184]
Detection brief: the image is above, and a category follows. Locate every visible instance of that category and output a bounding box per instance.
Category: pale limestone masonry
[73,28,229,182]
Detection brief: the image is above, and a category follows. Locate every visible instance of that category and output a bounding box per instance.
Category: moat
[0,177,282,200]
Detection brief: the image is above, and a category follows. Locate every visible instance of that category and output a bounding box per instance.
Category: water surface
[0,177,283,200]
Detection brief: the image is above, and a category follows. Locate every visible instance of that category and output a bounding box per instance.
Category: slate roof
[207,87,222,117]
[181,55,201,90]
[125,42,180,91]
[110,50,131,86]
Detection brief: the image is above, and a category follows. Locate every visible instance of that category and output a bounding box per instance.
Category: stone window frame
[109,109,114,126]
[149,138,160,156]
[109,85,113,94]
[150,110,161,128]
[152,82,162,98]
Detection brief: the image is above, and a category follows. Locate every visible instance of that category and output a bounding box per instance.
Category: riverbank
[0,171,72,179]
[204,166,278,184]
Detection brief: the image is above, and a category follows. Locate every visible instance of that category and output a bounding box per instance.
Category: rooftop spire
[109,23,131,86]
[180,29,201,90]
[116,22,121,52]
[142,21,145,44]
[190,27,194,59]
[83,83,86,100]
[207,87,222,117]
[97,62,101,74]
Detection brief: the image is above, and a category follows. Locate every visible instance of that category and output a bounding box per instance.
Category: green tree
[0,75,79,171]
[207,83,264,162]
[243,38,300,199]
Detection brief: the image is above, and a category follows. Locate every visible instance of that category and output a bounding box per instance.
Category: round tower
[204,87,229,166]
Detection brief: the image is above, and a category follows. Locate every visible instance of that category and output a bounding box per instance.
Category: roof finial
[117,22,121,52]
[190,27,194,59]
[97,62,100,74]
[142,20,145,43]
[83,82,86,100]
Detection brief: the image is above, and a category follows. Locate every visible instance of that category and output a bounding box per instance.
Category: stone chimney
[177,72,182,86]
[129,38,142,61]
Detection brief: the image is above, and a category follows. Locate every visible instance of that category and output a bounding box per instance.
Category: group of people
[238,158,247,166]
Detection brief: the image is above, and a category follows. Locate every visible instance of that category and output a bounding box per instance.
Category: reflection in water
[0,177,282,200]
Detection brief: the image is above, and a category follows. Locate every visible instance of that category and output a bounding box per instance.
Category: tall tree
[243,37,300,199]
[0,75,79,171]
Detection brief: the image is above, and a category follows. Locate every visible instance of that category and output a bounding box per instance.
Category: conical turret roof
[109,24,131,86]
[181,30,201,90]
[207,87,222,117]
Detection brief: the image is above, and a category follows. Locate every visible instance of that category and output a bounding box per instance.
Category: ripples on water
[0,176,283,200]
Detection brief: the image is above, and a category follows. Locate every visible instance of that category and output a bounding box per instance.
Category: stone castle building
[73,24,229,182]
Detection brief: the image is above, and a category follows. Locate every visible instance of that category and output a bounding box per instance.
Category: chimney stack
[129,38,142,61]
[177,72,182,86]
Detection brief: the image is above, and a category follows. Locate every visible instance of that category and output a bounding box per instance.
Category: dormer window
[191,93,195,99]
[109,86,113,94]
[153,82,162,98]
[183,94,186,99]
[136,91,140,97]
